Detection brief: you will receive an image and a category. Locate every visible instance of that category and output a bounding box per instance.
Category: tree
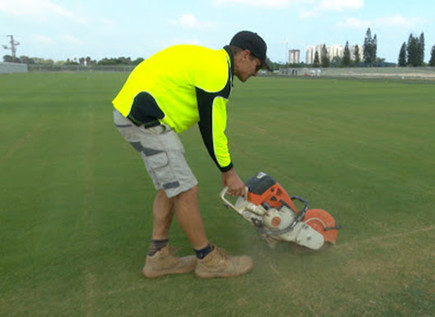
[398,42,407,66]
[363,28,377,65]
[65,58,79,65]
[363,28,371,64]
[132,57,145,65]
[407,33,424,66]
[342,41,351,67]
[313,51,320,67]
[407,34,418,66]
[373,34,378,62]
[353,45,361,64]
[85,56,96,66]
[418,33,425,65]
[331,56,342,67]
[429,45,435,66]
[19,56,35,64]
[3,55,15,63]
[321,44,330,67]
[97,56,133,65]
[32,57,54,65]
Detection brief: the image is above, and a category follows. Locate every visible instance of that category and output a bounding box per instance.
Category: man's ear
[241,49,251,59]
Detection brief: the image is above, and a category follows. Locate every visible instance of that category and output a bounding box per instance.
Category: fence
[0,63,28,74]
[271,67,435,80]
[4,63,435,80]
[28,64,135,72]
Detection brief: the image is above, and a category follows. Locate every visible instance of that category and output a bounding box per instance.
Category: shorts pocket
[146,151,169,170]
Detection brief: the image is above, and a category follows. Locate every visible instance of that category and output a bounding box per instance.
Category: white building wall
[329,45,344,60]
[305,44,363,64]
[289,50,300,64]
[306,46,315,64]
[306,45,325,64]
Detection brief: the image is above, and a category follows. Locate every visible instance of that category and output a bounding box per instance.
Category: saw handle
[290,196,309,220]
[220,186,249,213]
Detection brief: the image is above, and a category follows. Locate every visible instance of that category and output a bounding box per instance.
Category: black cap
[230,30,271,71]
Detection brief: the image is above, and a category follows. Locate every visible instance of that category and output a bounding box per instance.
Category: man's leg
[145,190,174,256]
[151,189,175,240]
[173,186,209,250]
[149,186,209,252]
[150,186,209,250]
[143,189,197,278]
[151,187,209,249]
[172,186,254,279]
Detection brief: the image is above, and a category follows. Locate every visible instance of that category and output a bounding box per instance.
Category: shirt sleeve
[196,87,233,172]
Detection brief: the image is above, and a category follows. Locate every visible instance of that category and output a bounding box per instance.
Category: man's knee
[174,186,198,201]
[182,185,198,196]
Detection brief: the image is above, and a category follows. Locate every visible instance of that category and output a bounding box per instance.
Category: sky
[0,0,434,64]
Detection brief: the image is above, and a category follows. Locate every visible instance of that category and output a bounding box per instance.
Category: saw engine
[221,172,341,250]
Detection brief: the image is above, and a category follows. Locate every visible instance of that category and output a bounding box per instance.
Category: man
[113,30,271,278]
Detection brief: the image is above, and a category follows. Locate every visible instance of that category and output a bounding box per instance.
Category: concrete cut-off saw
[221,172,341,250]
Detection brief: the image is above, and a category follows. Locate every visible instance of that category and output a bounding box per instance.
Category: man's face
[234,51,262,82]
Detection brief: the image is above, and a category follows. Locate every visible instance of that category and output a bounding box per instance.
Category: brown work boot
[142,245,196,278]
[195,245,253,278]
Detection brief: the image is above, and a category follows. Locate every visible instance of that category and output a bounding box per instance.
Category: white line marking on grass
[85,272,96,317]
[1,130,33,162]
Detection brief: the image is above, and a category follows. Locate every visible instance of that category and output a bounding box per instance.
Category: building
[289,49,300,64]
[329,44,344,60]
[305,44,363,64]
[305,45,324,64]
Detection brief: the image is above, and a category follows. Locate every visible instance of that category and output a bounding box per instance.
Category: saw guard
[303,209,339,244]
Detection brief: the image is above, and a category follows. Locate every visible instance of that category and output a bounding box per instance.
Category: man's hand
[222,168,246,197]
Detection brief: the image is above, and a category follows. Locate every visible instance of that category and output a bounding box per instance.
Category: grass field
[1,72,434,316]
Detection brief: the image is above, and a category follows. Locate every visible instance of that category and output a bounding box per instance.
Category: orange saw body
[221,172,341,249]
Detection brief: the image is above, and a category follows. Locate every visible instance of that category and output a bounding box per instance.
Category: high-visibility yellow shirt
[112,44,234,172]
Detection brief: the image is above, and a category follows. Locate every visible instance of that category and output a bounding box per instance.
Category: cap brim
[261,59,272,71]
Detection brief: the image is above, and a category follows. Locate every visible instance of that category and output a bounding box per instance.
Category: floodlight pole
[2,35,20,59]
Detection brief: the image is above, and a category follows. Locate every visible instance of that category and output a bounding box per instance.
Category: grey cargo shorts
[113,109,198,198]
